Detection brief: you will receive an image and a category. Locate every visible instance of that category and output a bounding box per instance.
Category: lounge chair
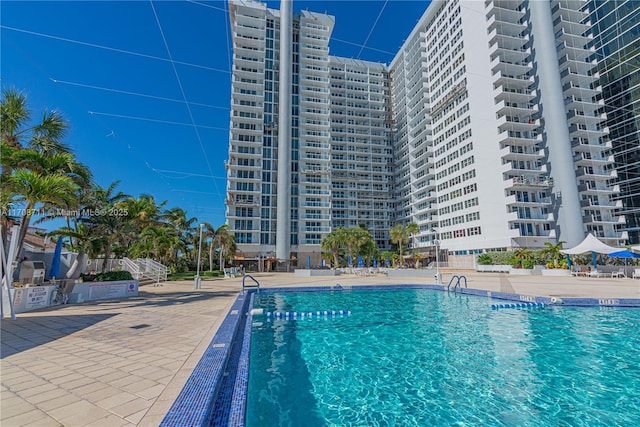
[611,268,626,278]
[633,269,640,279]
[572,267,589,277]
[588,269,611,278]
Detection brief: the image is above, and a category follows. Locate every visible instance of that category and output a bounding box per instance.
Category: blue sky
[1,0,428,229]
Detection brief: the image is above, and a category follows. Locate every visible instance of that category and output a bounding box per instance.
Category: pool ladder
[447,275,467,293]
[242,274,260,294]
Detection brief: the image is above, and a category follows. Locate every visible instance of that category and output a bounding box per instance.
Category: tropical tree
[1,89,81,253]
[344,227,369,266]
[119,194,166,251]
[200,222,216,271]
[321,226,345,268]
[390,223,410,262]
[6,166,85,261]
[540,241,566,268]
[381,250,395,267]
[406,222,419,250]
[80,182,129,272]
[212,225,236,270]
[512,247,535,268]
[163,206,198,263]
[1,87,69,157]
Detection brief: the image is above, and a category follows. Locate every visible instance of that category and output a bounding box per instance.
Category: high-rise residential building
[226,0,627,265]
[586,0,640,244]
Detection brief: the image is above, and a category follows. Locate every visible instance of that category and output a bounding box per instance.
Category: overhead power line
[52,79,229,110]
[1,25,231,74]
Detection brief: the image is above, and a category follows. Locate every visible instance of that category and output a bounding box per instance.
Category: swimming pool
[246,288,640,426]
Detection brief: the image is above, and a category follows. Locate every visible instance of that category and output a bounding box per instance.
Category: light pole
[434,239,441,284]
[431,228,441,284]
[195,223,204,290]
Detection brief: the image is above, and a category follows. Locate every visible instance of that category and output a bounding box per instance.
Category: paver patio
[1,271,639,426]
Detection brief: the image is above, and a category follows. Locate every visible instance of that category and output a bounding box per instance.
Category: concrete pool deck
[2,270,639,426]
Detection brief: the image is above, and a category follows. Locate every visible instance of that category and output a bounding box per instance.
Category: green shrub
[477,254,493,265]
[94,270,134,282]
[521,259,535,269]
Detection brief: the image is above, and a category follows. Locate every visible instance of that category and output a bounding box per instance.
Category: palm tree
[389,223,409,262]
[1,88,69,152]
[119,194,166,250]
[406,222,419,251]
[381,250,395,267]
[353,226,375,265]
[200,222,217,271]
[7,168,82,261]
[80,182,129,272]
[540,241,566,268]
[513,247,534,268]
[163,206,197,263]
[1,89,76,251]
[344,227,363,267]
[213,225,236,271]
[321,227,345,268]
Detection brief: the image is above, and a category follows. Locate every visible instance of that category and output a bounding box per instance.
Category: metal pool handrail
[447,275,467,292]
[242,274,260,293]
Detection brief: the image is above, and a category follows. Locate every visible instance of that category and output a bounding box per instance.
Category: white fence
[87,258,168,284]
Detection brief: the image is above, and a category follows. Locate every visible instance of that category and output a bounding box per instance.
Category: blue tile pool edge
[162,284,640,426]
[159,291,253,427]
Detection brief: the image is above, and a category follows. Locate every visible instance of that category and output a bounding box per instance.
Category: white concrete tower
[276,0,292,261]
[529,0,584,246]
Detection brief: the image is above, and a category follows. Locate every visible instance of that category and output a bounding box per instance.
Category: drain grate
[130,324,151,329]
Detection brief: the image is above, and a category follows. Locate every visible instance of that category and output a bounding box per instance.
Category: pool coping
[161,284,640,426]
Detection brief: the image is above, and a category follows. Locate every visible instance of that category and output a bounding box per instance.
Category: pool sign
[25,287,49,310]
[88,280,138,300]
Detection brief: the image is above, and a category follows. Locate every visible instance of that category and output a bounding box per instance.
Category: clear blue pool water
[246,289,640,426]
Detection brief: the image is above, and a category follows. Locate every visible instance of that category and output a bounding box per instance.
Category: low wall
[476,265,512,273]
[1,280,139,317]
[386,269,437,277]
[2,285,57,314]
[294,269,340,277]
[69,280,139,303]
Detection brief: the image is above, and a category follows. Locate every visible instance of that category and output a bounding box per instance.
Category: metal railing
[447,275,468,293]
[242,274,260,294]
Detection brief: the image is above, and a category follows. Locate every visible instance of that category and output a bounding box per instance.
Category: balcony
[497,115,540,133]
[571,137,612,152]
[562,81,601,98]
[568,123,609,138]
[507,175,554,189]
[577,182,618,195]
[573,153,614,167]
[566,109,607,125]
[493,85,536,103]
[575,168,616,180]
[486,14,526,38]
[496,99,538,117]
[500,145,544,161]
[497,129,542,147]
[505,194,552,206]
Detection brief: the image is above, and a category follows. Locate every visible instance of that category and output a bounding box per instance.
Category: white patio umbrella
[560,233,619,268]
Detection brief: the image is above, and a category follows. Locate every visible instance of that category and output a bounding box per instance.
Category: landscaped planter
[509,268,534,275]
[476,265,512,273]
[541,269,572,277]
[69,279,139,303]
